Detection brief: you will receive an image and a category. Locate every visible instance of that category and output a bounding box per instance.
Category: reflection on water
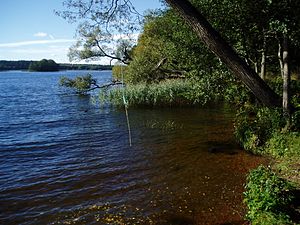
[0,71,267,225]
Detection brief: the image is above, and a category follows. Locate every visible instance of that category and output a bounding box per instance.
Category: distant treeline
[59,63,112,71]
[0,60,112,71]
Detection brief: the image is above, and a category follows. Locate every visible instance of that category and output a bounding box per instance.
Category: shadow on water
[158,215,195,225]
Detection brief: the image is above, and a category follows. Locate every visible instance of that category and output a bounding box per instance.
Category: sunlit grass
[99,79,216,107]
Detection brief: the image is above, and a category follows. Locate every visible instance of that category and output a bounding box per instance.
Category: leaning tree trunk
[166,0,281,107]
[282,34,291,115]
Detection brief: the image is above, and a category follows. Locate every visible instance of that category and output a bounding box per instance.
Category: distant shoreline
[0,60,112,71]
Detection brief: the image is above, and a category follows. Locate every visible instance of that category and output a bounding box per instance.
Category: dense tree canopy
[29,59,60,72]
[0,60,32,71]
[58,0,300,108]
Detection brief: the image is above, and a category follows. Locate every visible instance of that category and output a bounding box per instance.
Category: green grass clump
[99,79,216,107]
[244,166,294,225]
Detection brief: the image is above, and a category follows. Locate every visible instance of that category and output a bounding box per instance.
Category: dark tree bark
[166,0,281,107]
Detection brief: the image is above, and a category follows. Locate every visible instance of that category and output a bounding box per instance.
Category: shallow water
[0,70,266,224]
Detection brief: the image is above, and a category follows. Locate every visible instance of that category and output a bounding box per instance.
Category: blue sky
[0,0,163,63]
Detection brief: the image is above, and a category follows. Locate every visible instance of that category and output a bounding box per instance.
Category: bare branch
[82,0,94,17]
[94,38,129,64]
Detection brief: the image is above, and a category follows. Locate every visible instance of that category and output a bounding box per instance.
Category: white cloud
[0,39,75,48]
[34,32,48,37]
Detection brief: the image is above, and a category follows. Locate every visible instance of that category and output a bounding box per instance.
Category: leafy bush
[234,106,285,152]
[265,131,300,158]
[244,166,294,225]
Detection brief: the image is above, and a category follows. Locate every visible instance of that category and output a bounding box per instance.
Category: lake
[0,70,266,224]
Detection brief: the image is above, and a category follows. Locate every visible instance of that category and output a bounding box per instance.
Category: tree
[165,0,281,107]
[267,0,300,114]
[60,73,122,93]
[125,9,221,84]
[68,22,134,64]
[58,0,282,107]
[28,59,59,72]
[56,0,140,65]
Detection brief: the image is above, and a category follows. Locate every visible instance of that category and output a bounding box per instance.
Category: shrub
[244,166,294,225]
[234,106,285,152]
[291,110,300,131]
[265,131,300,158]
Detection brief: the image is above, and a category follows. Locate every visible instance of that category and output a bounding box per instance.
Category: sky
[0,0,163,64]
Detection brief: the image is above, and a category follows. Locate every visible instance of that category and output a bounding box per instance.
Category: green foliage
[267,78,300,104]
[265,131,300,158]
[112,65,128,82]
[291,110,300,130]
[59,74,96,93]
[244,166,294,225]
[29,59,59,72]
[125,9,219,84]
[247,211,292,225]
[234,106,285,152]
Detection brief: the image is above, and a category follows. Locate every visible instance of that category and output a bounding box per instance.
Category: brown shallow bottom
[2,106,270,225]
[156,151,269,225]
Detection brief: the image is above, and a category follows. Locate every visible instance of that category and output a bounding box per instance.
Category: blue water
[0,70,264,224]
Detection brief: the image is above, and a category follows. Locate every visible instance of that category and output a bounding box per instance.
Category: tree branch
[78,81,123,93]
[94,38,129,64]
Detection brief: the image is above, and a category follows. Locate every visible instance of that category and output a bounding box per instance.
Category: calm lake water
[0,70,266,225]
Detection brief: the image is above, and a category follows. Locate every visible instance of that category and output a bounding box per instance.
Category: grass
[98,79,219,107]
